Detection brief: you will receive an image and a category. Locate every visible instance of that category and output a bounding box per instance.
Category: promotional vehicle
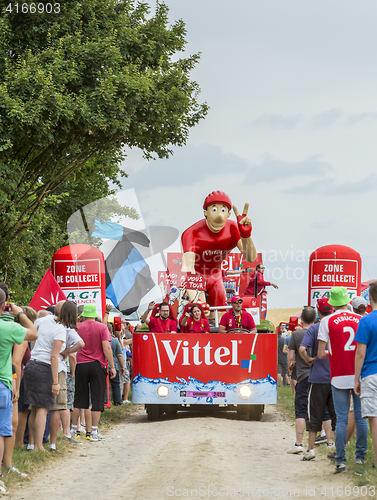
[132,330,277,421]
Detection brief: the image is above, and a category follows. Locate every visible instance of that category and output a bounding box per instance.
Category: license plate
[180,391,226,398]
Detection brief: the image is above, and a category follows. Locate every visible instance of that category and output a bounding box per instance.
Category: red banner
[29,269,67,311]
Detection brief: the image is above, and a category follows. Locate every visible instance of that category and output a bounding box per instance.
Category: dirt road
[9,405,357,500]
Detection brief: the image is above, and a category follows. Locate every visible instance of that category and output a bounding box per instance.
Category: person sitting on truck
[140,302,177,333]
[244,264,278,297]
[218,296,257,333]
[181,304,210,333]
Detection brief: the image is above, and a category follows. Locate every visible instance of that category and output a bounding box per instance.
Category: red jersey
[184,317,210,333]
[181,219,241,275]
[318,310,360,389]
[219,309,256,332]
[148,317,177,333]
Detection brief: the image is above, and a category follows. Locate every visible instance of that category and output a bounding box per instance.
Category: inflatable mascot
[181,191,257,308]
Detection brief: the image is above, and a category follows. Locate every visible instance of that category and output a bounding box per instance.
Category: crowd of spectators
[0,284,132,494]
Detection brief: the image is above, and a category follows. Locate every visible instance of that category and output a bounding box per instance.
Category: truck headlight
[157,385,169,398]
[239,385,252,398]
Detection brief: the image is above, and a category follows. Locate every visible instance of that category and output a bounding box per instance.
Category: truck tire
[146,404,161,421]
[249,404,264,421]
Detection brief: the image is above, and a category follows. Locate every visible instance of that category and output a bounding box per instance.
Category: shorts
[122,366,130,384]
[278,359,288,376]
[66,373,75,411]
[24,359,55,408]
[50,371,67,411]
[290,363,297,381]
[360,373,377,418]
[306,383,336,432]
[74,361,107,412]
[18,377,30,412]
[294,378,309,419]
[0,381,13,437]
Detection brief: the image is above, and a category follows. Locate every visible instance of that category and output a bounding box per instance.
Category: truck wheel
[147,404,161,421]
[249,404,264,421]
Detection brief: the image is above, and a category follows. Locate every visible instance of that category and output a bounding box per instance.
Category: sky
[115,0,377,309]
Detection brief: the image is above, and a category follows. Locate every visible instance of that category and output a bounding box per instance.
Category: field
[266,307,301,328]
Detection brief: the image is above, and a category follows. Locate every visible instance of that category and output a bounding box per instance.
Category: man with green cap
[318,286,368,474]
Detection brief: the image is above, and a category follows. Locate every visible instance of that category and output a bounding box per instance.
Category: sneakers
[314,434,327,445]
[3,465,27,478]
[302,449,315,461]
[287,443,304,454]
[87,432,105,441]
[0,477,8,494]
[63,435,82,445]
[334,464,347,474]
[70,430,80,439]
[327,451,336,459]
[79,425,86,434]
[326,442,335,450]
[122,400,131,404]
[355,459,366,475]
[49,447,63,454]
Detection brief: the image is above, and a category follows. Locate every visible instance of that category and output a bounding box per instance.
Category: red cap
[203,191,232,210]
[231,295,243,303]
[317,297,333,314]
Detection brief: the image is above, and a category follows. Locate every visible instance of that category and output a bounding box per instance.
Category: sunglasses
[233,300,243,304]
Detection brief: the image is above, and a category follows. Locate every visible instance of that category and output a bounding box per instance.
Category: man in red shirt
[318,286,368,474]
[181,191,256,307]
[245,264,278,297]
[218,296,257,333]
[141,302,177,333]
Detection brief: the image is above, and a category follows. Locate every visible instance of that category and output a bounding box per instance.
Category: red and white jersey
[318,310,361,389]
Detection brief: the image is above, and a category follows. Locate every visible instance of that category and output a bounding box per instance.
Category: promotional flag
[29,269,67,311]
[92,221,155,315]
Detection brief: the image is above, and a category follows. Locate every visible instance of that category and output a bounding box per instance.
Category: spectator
[70,304,116,441]
[287,306,316,454]
[277,324,289,387]
[352,296,368,317]
[354,280,377,472]
[121,324,132,403]
[318,286,368,474]
[299,298,336,461]
[23,302,66,451]
[108,323,125,406]
[0,290,37,493]
[49,301,84,451]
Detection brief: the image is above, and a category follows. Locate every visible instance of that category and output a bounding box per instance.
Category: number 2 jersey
[318,310,361,389]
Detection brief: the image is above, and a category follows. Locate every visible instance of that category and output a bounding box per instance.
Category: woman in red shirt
[181,305,210,333]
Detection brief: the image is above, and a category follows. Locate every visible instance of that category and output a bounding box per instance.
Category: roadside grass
[4,402,139,491]
[276,385,377,484]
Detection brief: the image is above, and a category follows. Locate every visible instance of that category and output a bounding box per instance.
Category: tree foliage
[0,0,208,301]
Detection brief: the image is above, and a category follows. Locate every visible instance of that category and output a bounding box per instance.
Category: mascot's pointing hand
[233,203,252,238]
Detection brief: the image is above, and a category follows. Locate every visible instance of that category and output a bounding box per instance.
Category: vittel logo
[160,339,239,366]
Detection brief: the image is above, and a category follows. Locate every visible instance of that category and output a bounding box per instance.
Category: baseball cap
[328,287,350,307]
[231,295,243,303]
[351,296,368,311]
[317,297,333,314]
[203,191,232,210]
[81,304,98,318]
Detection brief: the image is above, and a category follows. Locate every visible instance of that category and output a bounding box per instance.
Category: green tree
[0,0,208,300]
